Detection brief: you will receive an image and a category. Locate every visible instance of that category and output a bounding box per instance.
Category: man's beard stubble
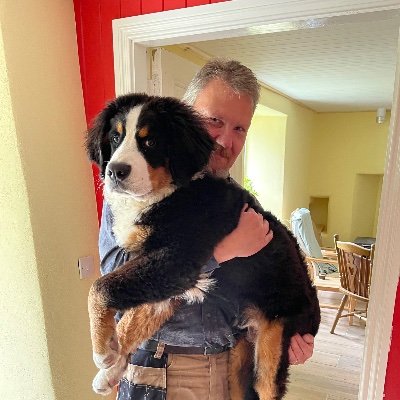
[208,144,231,178]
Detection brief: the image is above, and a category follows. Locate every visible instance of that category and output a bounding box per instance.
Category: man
[99,58,314,400]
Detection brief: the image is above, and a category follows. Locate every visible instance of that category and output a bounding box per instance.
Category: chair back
[290,208,338,275]
[290,208,322,258]
[334,234,375,301]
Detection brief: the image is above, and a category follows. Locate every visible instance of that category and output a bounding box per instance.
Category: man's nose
[215,129,233,149]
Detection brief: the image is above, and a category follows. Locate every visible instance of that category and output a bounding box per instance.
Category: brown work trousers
[166,352,230,400]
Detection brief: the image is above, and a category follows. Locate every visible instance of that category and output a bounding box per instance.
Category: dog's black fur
[87,93,320,400]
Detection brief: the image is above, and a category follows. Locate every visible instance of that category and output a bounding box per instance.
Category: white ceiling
[188,12,400,112]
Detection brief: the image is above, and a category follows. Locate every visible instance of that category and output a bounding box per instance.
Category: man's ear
[162,99,215,186]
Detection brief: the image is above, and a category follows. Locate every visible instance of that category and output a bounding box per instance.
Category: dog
[86,93,320,400]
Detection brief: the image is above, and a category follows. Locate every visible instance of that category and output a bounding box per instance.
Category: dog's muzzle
[107,162,131,184]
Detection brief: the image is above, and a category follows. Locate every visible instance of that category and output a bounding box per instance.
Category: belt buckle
[204,347,218,355]
[154,341,165,359]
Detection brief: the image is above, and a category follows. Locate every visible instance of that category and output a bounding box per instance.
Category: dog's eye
[145,139,156,148]
[111,133,120,144]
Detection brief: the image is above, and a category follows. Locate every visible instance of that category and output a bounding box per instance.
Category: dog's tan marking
[125,225,151,252]
[138,126,149,138]
[88,285,117,356]
[116,120,123,135]
[117,301,178,355]
[229,337,253,400]
[148,166,172,191]
[243,306,283,400]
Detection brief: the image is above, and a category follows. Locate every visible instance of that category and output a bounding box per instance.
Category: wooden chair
[304,249,341,309]
[330,234,375,334]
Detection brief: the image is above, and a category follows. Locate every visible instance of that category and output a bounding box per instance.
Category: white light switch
[78,256,94,279]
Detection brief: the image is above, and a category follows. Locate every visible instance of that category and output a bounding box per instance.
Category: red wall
[72,1,399,395]
[384,280,400,399]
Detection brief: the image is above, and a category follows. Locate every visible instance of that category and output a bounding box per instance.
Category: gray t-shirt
[99,202,242,350]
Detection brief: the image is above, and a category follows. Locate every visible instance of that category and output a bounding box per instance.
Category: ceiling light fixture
[376,107,386,124]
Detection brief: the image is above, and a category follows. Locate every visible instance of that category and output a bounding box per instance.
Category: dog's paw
[92,355,128,396]
[93,350,119,369]
[93,335,120,369]
[92,369,113,396]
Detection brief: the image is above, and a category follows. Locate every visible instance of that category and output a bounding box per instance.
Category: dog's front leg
[88,284,119,370]
[92,300,178,396]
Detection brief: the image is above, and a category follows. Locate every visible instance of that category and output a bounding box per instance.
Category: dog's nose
[107,162,131,182]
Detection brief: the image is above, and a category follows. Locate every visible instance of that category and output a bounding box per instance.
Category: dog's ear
[158,98,215,186]
[85,107,113,178]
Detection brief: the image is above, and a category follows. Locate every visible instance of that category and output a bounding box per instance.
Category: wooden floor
[285,292,366,400]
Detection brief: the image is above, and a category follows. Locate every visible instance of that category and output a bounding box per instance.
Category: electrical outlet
[78,256,94,279]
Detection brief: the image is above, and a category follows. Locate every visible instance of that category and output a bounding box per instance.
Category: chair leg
[330,294,348,334]
[349,298,356,326]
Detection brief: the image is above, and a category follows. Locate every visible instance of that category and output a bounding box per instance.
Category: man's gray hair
[182,58,260,111]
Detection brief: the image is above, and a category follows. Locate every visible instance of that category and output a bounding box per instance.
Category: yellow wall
[351,173,383,239]
[258,91,315,222]
[0,24,55,400]
[0,1,103,399]
[310,112,389,245]
[246,115,287,218]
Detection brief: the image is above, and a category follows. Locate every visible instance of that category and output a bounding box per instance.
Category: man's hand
[214,203,273,263]
[289,333,314,365]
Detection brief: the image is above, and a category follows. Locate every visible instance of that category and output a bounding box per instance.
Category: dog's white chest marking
[105,184,177,250]
[105,191,148,249]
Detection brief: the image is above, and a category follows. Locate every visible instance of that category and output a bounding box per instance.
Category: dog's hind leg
[245,308,286,400]
[228,336,253,400]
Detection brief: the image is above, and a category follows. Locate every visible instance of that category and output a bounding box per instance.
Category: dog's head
[86,93,214,200]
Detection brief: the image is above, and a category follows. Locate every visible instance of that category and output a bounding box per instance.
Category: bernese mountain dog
[86,93,320,400]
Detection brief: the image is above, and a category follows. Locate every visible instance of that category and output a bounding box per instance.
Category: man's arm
[99,202,130,275]
[214,204,273,263]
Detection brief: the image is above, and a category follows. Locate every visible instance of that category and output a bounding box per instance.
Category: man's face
[193,79,254,176]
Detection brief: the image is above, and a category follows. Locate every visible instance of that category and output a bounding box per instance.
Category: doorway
[111,1,400,398]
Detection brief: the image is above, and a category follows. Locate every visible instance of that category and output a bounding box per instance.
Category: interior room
[149,13,396,395]
[1,1,400,400]
[96,3,400,398]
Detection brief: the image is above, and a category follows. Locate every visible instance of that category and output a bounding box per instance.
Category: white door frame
[112,1,400,399]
